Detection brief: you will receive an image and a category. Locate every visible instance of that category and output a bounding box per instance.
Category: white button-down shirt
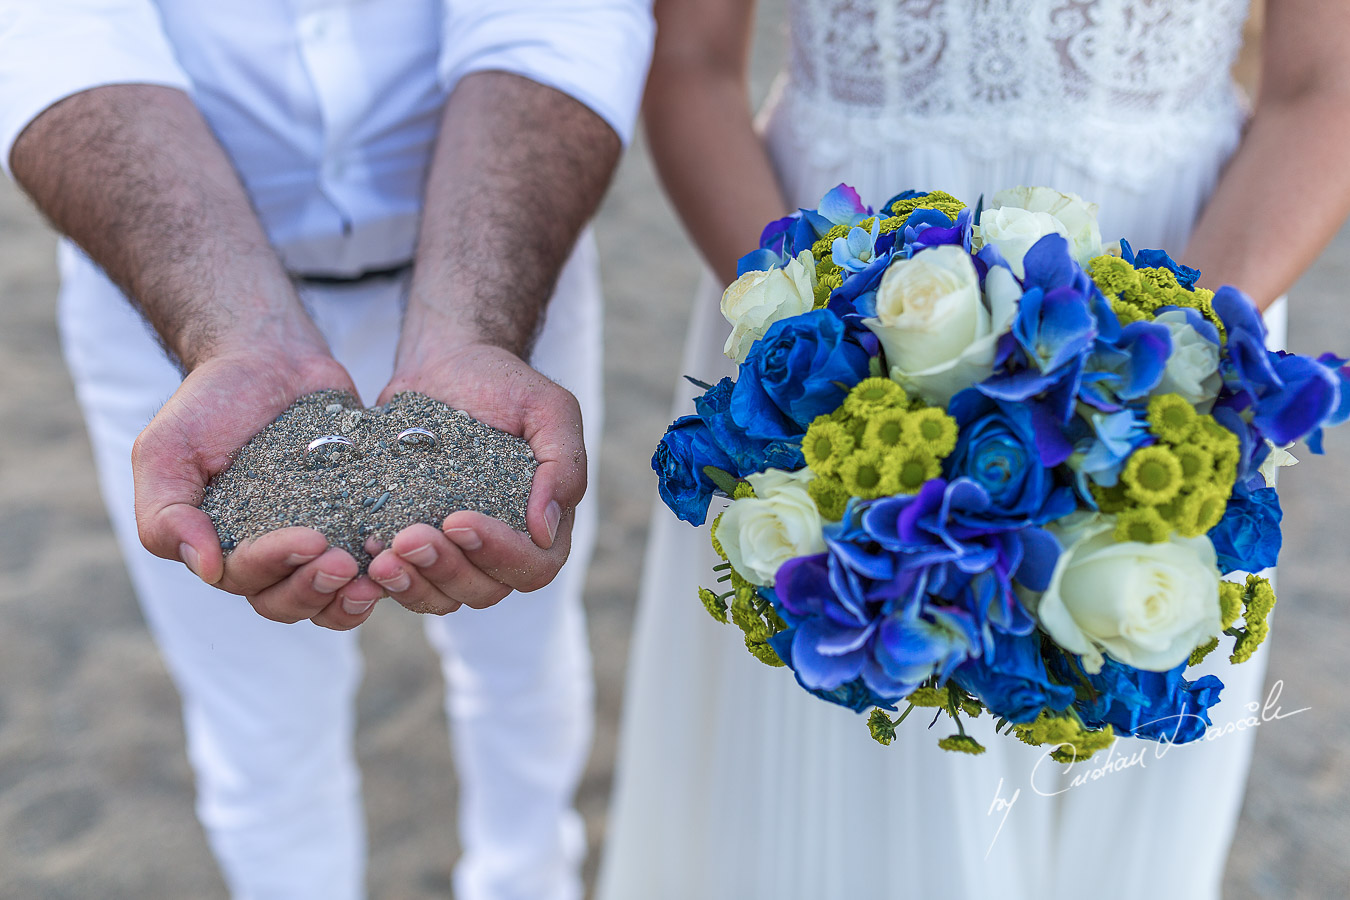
[0,0,654,274]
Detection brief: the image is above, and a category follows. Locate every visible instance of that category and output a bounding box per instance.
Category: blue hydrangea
[1120,239,1201,289]
[979,234,1100,423]
[1215,286,1345,451]
[770,479,1061,704]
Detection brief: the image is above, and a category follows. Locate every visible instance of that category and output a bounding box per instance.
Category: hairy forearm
[9,84,323,369]
[398,71,621,367]
[1184,90,1350,310]
[645,65,787,286]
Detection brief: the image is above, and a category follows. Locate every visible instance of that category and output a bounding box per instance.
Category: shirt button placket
[298,3,358,250]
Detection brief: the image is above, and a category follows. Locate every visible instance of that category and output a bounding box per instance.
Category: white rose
[977,186,1104,276]
[975,207,1067,279]
[721,249,817,363]
[1151,309,1222,409]
[1033,514,1222,673]
[715,468,825,586]
[984,264,1023,331]
[863,244,1013,406]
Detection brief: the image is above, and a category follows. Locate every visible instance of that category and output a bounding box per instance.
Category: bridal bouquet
[652,184,1349,761]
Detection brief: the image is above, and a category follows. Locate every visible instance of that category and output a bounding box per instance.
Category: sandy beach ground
[2,10,1349,900]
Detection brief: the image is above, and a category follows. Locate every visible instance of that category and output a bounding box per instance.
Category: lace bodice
[778,0,1252,179]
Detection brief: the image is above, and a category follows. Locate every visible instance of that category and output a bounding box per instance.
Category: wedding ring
[305,434,358,465]
[396,427,438,449]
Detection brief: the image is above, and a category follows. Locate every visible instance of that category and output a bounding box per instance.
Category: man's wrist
[177,303,331,372]
[394,303,533,374]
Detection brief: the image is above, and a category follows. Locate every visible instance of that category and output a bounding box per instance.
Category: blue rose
[1052,653,1223,744]
[651,415,735,526]
[695,377,805,476]
[1209,484,1282,574]
[952,630,1076,724]
[946,390,1076,525]
[730,309,872,441]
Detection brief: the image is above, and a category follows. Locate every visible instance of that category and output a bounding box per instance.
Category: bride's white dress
[599,2,1285,898]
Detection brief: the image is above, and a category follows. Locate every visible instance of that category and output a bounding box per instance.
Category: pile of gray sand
[200,390,536,571]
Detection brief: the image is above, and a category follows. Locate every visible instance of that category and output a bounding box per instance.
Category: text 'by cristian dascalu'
[983,679,1308,860]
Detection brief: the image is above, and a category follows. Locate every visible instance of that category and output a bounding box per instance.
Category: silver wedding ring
[305,434,358,465]
[396,427,438,449]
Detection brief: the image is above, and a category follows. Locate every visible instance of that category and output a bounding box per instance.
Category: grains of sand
[200,390,537,571]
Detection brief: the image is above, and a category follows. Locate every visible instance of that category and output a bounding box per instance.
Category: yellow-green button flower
[1122,445,1184,505]
[802,417,855,475]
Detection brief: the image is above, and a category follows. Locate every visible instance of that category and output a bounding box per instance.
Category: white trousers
[56,235,604,900]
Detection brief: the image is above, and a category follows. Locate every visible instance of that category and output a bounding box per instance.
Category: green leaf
[683,375,716,391]
[702,465,741,497]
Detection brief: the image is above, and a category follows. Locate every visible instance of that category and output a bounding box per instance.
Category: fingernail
[286,552,321,567]
[400,543,438,568]
[179,543,202,579]
[445,527,482,551]
[376,569,412,593]
[313,570,349,594]
[341,595,377,616]
[545,501,562,545]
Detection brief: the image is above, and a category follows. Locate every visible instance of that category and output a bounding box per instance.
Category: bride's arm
[644,0,789,285]
[1183,1,1350,310]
